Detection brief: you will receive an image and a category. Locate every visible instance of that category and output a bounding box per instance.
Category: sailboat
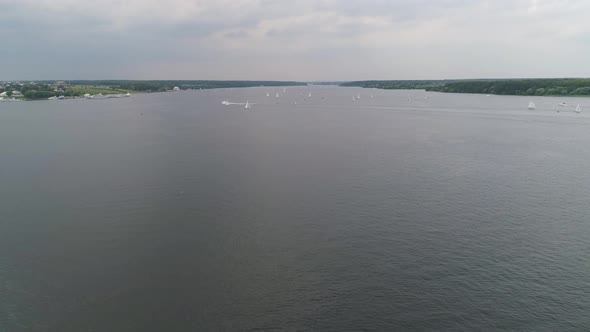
[266,92,270,97]
[575,104,581,113]
[276,92,279,98]
[352,96,356,102]
[244,101,251,109]
[357,94,361,99]
[528,101,535,110]
[308,92,312,98]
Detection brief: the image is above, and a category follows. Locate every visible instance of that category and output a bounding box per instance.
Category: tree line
[68,80,307,91]
[426,79,590,96]
[341,79,590,96]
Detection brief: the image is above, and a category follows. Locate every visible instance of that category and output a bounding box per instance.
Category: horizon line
[3,77,590,83]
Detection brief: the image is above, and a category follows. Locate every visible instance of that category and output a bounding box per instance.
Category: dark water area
[1,87,590,331]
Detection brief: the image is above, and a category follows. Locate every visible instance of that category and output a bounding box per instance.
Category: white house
[0,91,7,97]
[12,91,23,97]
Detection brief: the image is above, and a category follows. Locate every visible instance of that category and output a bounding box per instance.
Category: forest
[341,79,590,96]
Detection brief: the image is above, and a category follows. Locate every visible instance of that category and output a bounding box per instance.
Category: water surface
[1,87,590,331]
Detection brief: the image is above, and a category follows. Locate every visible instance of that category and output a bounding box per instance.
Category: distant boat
[528,101,536,110]
[357,94,360,99]
[276,92,279,98]
[308,92,312,98]
[48,96,57,100]
[559,102,567,107]
[266,92,270,97]
[57,95,65,100]
[283,88,286,93]
[352,96,356,102]
[575,104,581,113]
[223,100,253,108]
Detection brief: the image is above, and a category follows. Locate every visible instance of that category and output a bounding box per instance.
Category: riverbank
[0,80,308,101]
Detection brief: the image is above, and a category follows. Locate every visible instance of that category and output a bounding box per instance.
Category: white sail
[528,101,535,110]
[576,104,581,113]
[276,92,279,98]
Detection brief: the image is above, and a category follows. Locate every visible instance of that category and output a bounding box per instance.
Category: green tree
[546,88,559,95]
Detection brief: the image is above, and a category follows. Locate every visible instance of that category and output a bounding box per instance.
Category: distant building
[12,91,23,97]
[0,91,7,97]
[173,86,180,91]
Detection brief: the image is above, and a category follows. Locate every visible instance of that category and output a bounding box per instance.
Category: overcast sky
[1,0,589,81]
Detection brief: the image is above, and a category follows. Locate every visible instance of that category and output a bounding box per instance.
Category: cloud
[1,0,589,80]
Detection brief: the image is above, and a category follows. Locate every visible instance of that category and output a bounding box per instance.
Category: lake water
[1,87,590,331]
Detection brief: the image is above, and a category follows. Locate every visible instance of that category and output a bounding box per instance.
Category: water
[1,87,590,331]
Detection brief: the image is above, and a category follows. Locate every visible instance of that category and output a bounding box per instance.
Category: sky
[1,0,589,81]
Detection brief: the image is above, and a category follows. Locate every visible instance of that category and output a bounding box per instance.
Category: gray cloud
[1,0,589,80]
